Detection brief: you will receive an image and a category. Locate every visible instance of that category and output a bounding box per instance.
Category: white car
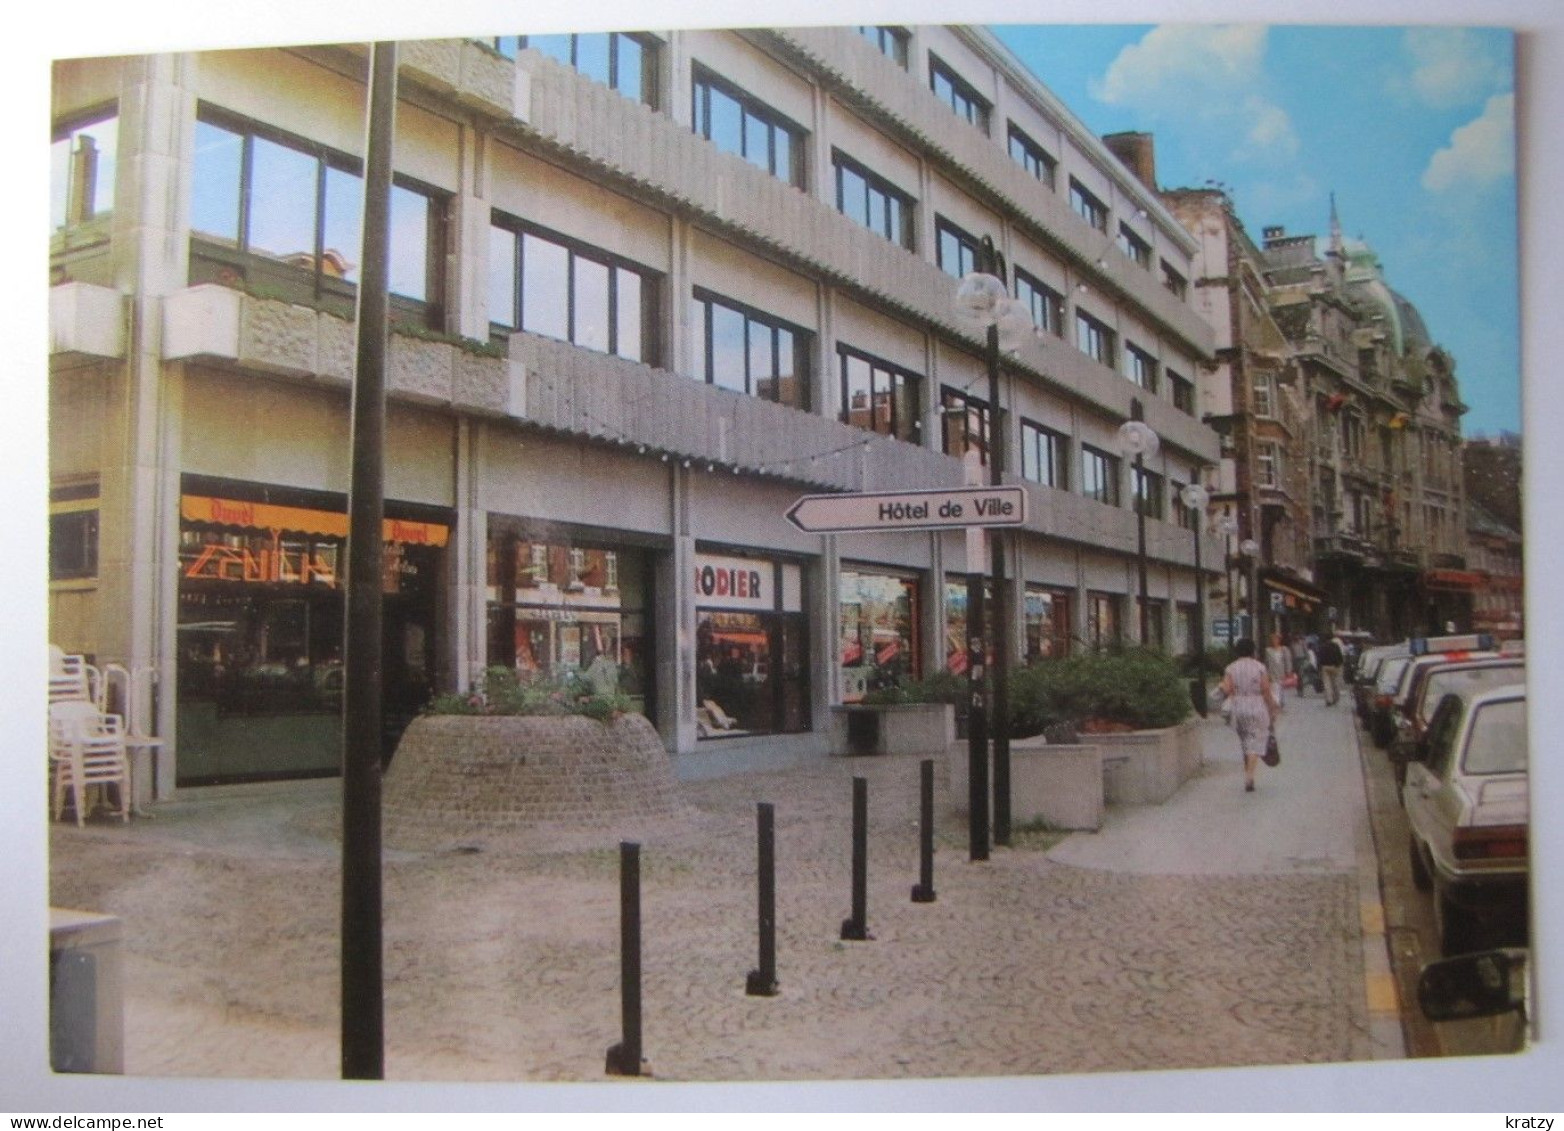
[1404,683,1529,957]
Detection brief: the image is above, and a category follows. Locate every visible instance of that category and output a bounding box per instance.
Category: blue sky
[993,24,1520,438]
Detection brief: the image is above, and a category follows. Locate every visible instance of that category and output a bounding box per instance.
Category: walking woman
[1220,638,1280,793]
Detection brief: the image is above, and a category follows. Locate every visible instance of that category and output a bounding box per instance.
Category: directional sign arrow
[785,486,1028,534]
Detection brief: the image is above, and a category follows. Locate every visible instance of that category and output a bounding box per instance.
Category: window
[1024,585,1071,660]
[489,33,658,105]
[1015,268,1063,337]
[1171,481,1199,530]
[1169,370,1195,415]
[1257,442,1282,488]
[1007,124,1056,187]
[935,216,984,279]
[692,292,809,409]
[1020,419,1068,489]
[1076,310,1116,368]
[1161,260,1188,299]
[840,569,920,702]
[857,25,909,68]
[929,56,990,132]
[1126,343,1159,393]
[834,152,914,250]
[51,108,118,235]
[190,108,445,325]
[1087,591,1122,647]
[693,68,804,187]
[488,218,654,362]
[1069,179,1108,232]
[1253,372,1275,417]
[941,386,989,467]
[1081,445,1119,506]
[1117,223,1151,269]
[1132,465,1164,519]
[50,482,99,582]
[839,347,921,442]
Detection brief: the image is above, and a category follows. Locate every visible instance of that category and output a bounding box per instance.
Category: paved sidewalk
[48,699,1386,1085]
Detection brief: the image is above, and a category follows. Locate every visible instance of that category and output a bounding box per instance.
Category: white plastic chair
[48,700,131,826]
[49,645,103,708]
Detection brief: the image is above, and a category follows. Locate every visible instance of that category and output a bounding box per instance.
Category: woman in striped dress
[1220,637,1280,793]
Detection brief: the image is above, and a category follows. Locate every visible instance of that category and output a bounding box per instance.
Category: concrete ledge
[946,736,1103,831]
[829,702,954,757]
[1094,717,1202,805]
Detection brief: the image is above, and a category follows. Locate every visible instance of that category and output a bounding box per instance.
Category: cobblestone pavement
[48,725,1376,1085]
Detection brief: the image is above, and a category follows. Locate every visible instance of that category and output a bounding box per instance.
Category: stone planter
[383,712,687,850]
[946,735,1103,831]
[1092,717,1203,805]
[829,702,954,757]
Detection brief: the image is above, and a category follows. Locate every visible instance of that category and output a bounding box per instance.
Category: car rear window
[1463,698,1528,775]
[1377,658,1409,694]
[1419,665,1525,723]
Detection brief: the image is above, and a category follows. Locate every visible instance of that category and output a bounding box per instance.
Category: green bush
[1006,647,1192,734]
[859,669,968,707]
[425,666,632,721]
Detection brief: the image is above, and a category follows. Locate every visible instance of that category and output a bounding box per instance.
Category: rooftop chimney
[1102,131,1157,193]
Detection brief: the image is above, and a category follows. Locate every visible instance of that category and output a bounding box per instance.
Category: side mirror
[1417,949,1527,1022]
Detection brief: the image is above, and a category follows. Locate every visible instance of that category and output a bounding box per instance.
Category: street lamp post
[1180,482,1211,715]
[1116,401,1160,648]
[954,244,1032,853]
[1240,537,1260,645]
[1216,514,1239,648]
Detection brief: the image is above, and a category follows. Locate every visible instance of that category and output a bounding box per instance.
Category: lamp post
[1116,401,1160,647]
[954,243,1031,853]
[1216,514,1239,647]
[1240,537,1260,646]
[1180,482,1211,715]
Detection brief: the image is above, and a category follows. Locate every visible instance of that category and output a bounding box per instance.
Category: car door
[1406,694,1465,874]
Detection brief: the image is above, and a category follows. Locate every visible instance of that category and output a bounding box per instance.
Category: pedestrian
[1317,632,1346,706]
[1220,637,1281,793]
[1289,635,1311,697]
[1264,632,1292,706]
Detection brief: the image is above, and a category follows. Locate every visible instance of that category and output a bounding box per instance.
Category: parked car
[1368,655,1414,747]
[1404,684,1529,957]
[1388,656,1524,788]
[1368,636,1496,746]
[1354,644,1408,723]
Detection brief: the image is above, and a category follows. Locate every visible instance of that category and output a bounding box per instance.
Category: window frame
[928,55,991,132]
[488,213,659,364]
[1160,259,1188,299]
[1076,309,1116,368]
[1014,267,1064,338]
[1069,178,1109,232]
[832,150,915,250]
[692,66,806,187]
[857,25,910,68]
[1117,222,1152,269]
[1125,342,1160,394]
[1019,418,1069,489]
[940,385,990,467]
[51,103,118,235]
[1006,123,1056,188]
[1132,465,1165,520]
[934,215,984,279]
[838,345,923,443]
[49,483,100,583]
[1080,444,1121,506]
[1169,369,1195,415]
[692,288,811,410]
[487,32,659,106]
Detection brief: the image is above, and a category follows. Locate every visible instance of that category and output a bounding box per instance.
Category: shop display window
[838,569,919,702]
[693,554,808,738]
[1024,585,1071,661]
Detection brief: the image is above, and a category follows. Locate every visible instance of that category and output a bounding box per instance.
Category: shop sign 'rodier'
[694,553,772,611]
[785,486,1028,534]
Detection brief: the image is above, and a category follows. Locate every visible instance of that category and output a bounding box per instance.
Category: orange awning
[181,495,448,547]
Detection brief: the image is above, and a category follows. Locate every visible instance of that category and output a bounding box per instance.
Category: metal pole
[1191,516,1207,715]
[987,316,1011,847]
[605,841,644,1075]
[1136,451,1150,645]
[841,776,871,940]
[966,572,989,862]
[340,40,396,1083]
[912,758,936,903]
[746,803,779,996]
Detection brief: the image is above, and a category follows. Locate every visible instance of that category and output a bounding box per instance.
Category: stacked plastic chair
[47,646,130,825]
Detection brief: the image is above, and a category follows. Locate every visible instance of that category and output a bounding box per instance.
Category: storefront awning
[181,494,448,546]
[1423,568,1485,592]
[1260,570,1327,609]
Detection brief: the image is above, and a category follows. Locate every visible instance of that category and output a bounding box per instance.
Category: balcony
[50,282,126,365]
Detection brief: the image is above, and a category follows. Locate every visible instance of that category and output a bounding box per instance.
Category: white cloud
[1091,25,1297,163]
[1422,93,1516,193]
[1398,27,1508,108]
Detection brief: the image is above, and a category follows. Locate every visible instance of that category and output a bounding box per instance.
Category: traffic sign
[785,486,1028,535]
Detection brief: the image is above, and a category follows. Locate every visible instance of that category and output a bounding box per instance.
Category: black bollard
[605,841,646,1076]
[911,759,937,903]
[746,803,780,996]
[840,776,872,941]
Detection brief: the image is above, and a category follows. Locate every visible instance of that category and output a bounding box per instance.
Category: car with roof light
[1368,635,1496,746]
[1389,655,1524,789]
[1404,683,1529,957]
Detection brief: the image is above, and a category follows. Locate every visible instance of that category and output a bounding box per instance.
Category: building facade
[49,27,1219,792]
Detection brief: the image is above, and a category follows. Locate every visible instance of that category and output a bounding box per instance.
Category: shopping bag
[1281,673,1299,690]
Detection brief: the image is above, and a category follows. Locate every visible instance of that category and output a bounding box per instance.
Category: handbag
[1281,673,1299,690]
[1263,732,1281,767]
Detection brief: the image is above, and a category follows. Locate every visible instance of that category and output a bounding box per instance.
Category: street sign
[785,486,1027,535]
[1212,615,1251,641]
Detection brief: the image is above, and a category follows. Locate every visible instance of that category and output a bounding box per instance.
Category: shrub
[425,666,632,721]
[1007,647,1192,734]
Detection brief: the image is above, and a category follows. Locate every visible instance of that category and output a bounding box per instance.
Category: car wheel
[1372,717,1393,748]
[1435,883,1476,957]
[1407,836,1432,892]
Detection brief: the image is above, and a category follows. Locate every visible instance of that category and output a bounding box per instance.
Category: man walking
[1317,632,1345,706]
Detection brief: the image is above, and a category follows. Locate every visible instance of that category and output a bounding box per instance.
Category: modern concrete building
[49,26,1219,792]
